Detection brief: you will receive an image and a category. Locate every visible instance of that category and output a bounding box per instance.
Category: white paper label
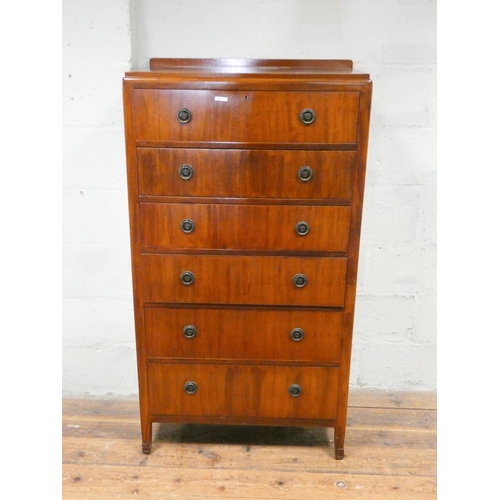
[214,96,228,102]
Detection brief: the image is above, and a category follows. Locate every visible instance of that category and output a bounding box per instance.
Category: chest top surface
[124,58,371,84]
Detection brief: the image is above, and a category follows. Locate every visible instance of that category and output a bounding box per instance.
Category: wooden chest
[123,58,372,459]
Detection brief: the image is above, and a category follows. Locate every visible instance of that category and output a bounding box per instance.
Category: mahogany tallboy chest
[123,58,372,459]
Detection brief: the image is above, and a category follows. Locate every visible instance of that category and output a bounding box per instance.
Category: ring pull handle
[184,381,197,394]
[299,108,315,125]
[290,328,304,342]
[183,325,197,339]
[179,164,193,180]
[295,221,310,236]
[177,108,192,124]
[180,271,195,286]
[298,166,313,182]
[181,219,195,234]
[293,274,307,288]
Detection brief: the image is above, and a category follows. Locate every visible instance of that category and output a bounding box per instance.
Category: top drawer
[133,90,359,144]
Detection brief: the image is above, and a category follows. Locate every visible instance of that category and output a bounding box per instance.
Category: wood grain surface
[140,203,351,252]
[133,90,359,144]
[62,390,437,499]
[141,254,347,307]
[123,59,372,460]
[144,307,343,363]
[147,363,340,420]
[137,148,355,200]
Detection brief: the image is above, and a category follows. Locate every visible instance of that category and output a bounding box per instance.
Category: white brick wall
[62,0,136,395]
[62,0,437,395]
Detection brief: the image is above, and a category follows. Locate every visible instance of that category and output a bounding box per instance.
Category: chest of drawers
[123,58,372,459]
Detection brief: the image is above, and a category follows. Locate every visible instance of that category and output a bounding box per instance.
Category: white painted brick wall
[62,0,136,395]
[62,0,436,395]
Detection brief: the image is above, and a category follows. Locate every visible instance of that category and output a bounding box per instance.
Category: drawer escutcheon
[298,165,313,182]
[299,108,316,125]
[181,219,195,234]
[183,325,197,339]
[180,271,195,286]
[293,274,307,288]
[184,381,197,394]
[290,328,305,342]
[178,164,193,180]
[295,221,310,236]
[177,108,192,124]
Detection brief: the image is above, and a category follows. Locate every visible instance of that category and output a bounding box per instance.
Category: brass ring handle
[295,221,310,236]
[293,274,307,288]
[298,166,313,182]
[181,219,195,234]
[289,384,302,397]
[179,164,193,180]
[299,108,315,125]
[290,328,304,342]
[183,325,197,339]
[180,271,195,286]
[177,108,192,124]
[184,381,197,394]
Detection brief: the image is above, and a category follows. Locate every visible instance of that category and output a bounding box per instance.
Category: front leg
[334,425,345,460]
[142,421,152,454]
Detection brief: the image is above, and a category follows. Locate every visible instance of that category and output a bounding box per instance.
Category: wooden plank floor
[62,390,437,499]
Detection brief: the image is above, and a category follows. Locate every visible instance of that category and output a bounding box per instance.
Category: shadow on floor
[154,422,332,448]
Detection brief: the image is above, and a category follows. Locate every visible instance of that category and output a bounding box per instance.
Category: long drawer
[145,307,343,363]
[141,254,347,307]
[133,90,359,144]
[148,362,340,420]
[140,203,351,252]
[137,148,355,200]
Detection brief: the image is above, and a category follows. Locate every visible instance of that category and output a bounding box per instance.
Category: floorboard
[62,390,437,499]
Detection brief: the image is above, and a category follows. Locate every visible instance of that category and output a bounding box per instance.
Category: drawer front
[141,254,347,307]
[140,203,351,252]
[137,148,355,200]
[133,90,359,144]
[148,362,339,420]
[145,307,343,363]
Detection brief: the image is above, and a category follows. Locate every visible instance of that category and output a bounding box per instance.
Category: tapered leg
[334,425,345,460]
[141,421,152,454]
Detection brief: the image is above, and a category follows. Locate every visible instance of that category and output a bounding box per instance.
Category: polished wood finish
[137,148,355,200]
[144,307,343,363]
[148,363,340,419]
[140,203,351,252]
[62,391,437,499]
[141,254,347,307]
[123,58,372,460]
[133,90,359,144]
[150,57,355,72]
